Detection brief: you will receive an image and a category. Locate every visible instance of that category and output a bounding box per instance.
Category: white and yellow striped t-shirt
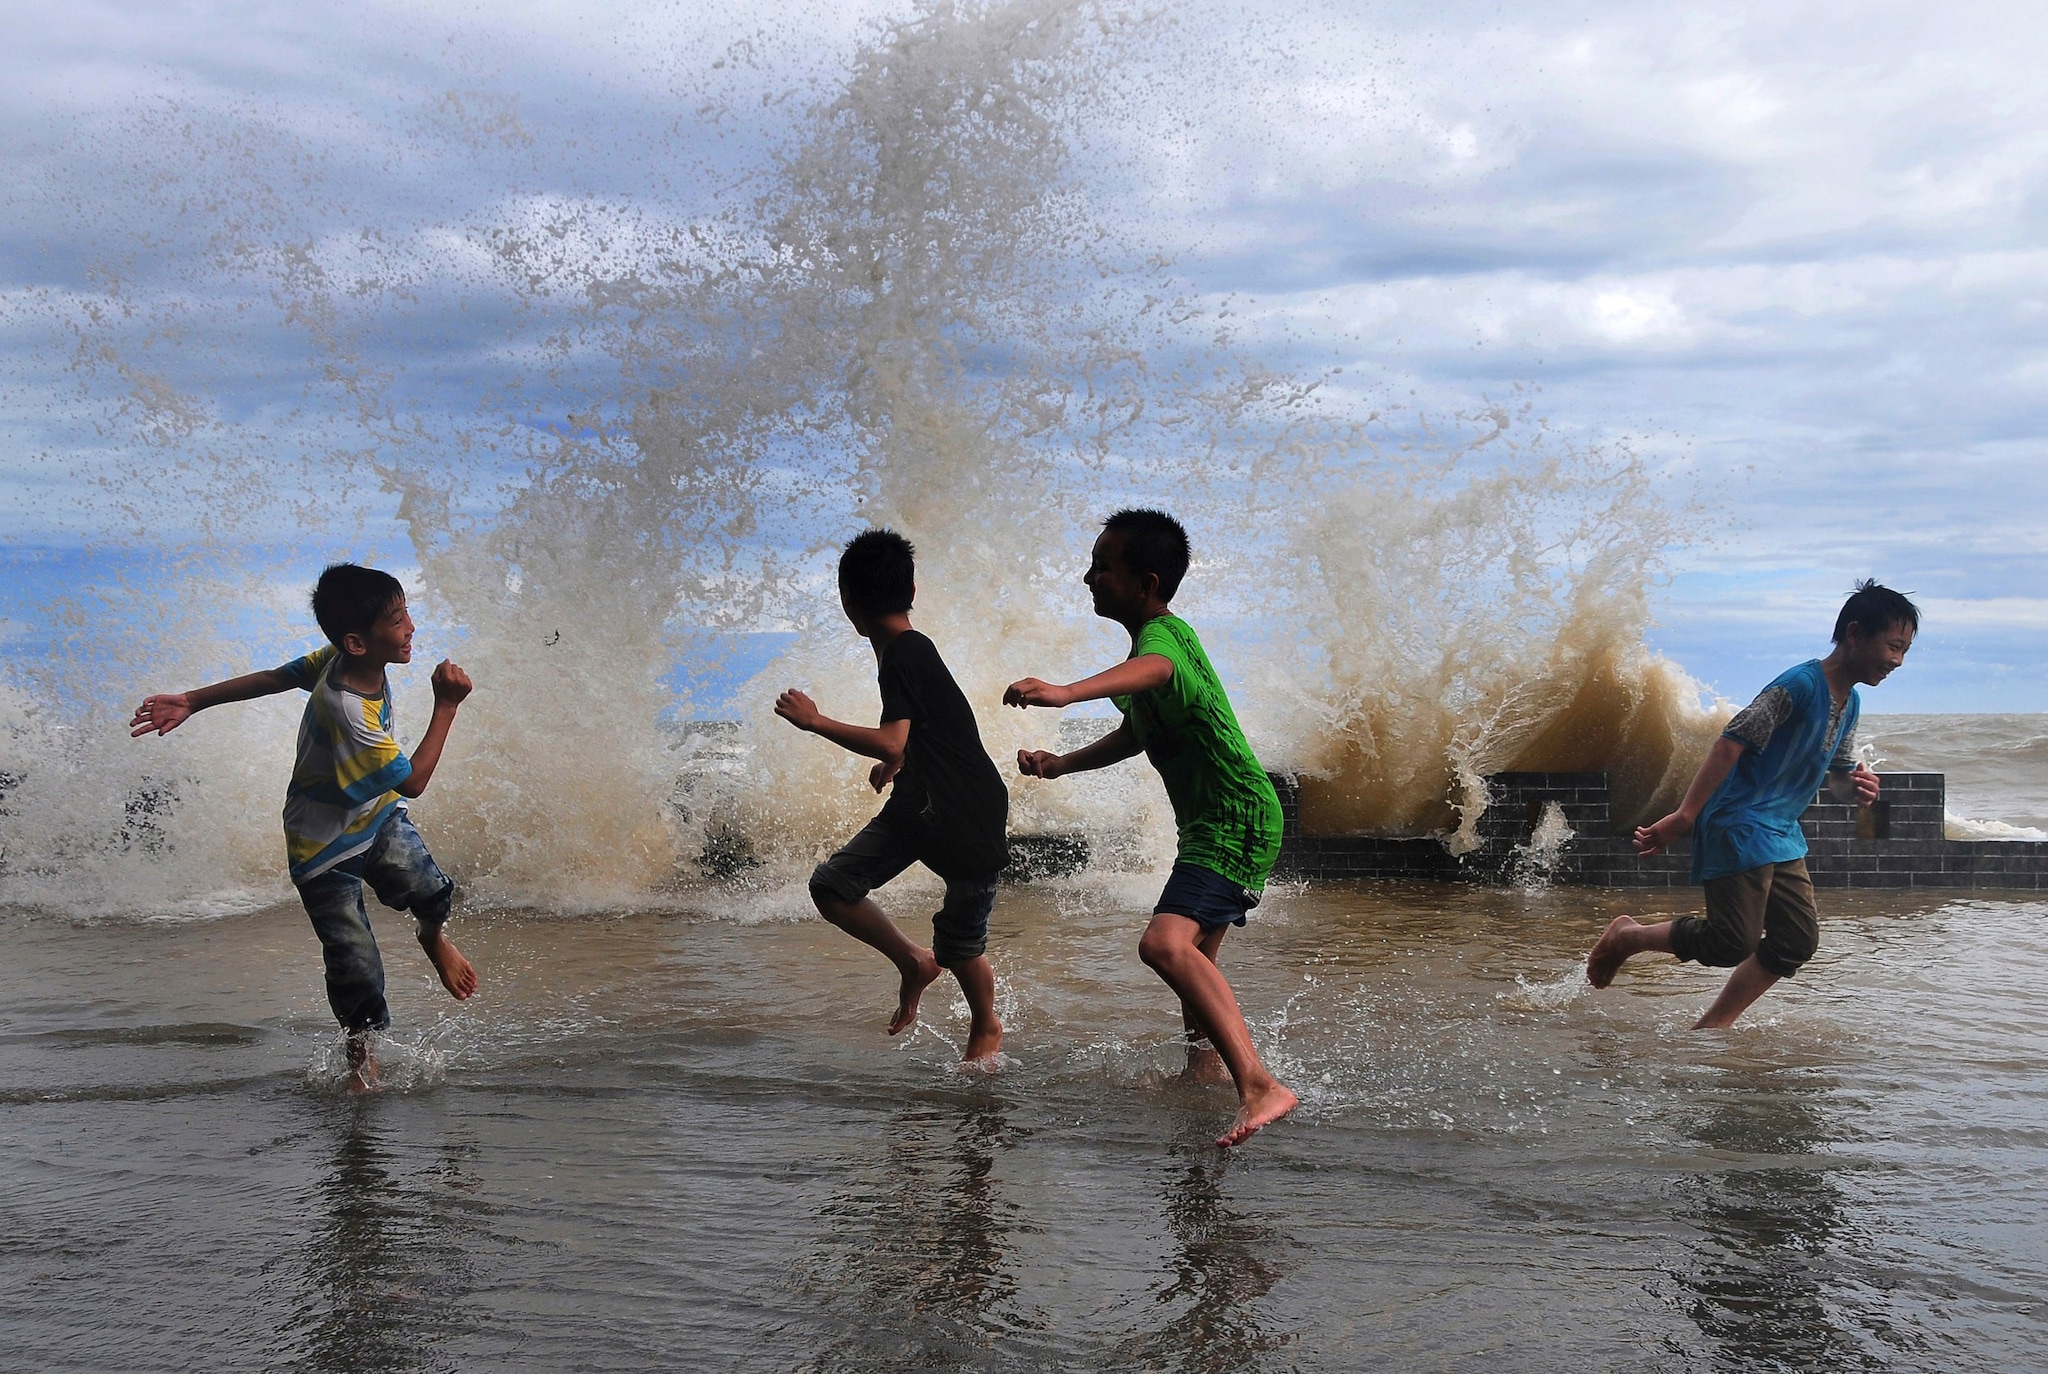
[278,645,412,881]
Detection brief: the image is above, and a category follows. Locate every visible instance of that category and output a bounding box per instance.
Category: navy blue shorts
[1153,861,1261,930]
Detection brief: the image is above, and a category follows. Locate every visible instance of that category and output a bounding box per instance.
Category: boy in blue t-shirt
[131,563,478,1091]
[1586,581,1919,1028]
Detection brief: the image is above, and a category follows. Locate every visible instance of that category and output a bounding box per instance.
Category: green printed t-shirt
[1112,615,1283,890]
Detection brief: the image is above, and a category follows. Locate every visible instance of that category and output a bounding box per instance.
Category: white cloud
[5,0,2048,707]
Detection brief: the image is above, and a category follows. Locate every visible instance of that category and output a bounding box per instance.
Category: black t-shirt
[877,629,1010,878]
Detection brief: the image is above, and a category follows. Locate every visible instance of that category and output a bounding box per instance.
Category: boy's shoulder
[881,627,944,671]
[279,643,340,691]
[1749,657,1822,700]
[878,629,963,708]
[1136,612,1204,654]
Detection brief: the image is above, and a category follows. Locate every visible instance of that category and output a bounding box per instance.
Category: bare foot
[346,1033,381,1095]
[1181,1043,1230,1087]
[1217,1080,1298,1148]
[419,927,478,1001]
[1586,915,1642,989]
[962,1016,1004,1064]
[888,953,943,1036]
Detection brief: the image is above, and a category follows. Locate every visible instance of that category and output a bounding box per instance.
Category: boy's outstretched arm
[396,660,472,799]
[1635,735,1747,855]
[775,689,910,790]
[1003,654,1171,710]
[1017,719,1142,781]
[130,668,297,737]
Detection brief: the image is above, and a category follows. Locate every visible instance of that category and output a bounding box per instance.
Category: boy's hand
[130,694,193,737]
[1632,810,1693,857]
[1003,678,1071,709]
[775,688,821,732]
[1851,763,1881,805]
[431,660,473,706]
[869,758,901,792]
[1016,749,1064,781]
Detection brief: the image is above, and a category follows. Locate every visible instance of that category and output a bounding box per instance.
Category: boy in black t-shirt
[775,529,1010,1062]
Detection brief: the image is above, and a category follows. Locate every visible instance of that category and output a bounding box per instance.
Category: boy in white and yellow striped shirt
[132,563,477,1092]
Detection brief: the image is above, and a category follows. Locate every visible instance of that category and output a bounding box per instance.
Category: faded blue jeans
[293,811,455,1031]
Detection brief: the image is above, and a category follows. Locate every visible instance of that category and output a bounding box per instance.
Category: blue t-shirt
[1692,659,1858,883]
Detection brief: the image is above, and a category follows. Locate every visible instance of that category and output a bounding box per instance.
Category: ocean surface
[4,715,2047,1372]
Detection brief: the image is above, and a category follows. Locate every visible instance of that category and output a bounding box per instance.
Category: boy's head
[837,529,915,632]
[1832,579,1919,686]
[312,563,413,663]
[1089,508,1189,620]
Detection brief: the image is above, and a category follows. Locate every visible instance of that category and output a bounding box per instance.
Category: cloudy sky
[4,0,2045,711]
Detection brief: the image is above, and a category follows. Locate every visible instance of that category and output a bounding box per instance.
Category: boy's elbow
[373,758,420,800]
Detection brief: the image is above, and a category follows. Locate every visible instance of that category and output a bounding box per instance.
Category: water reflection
[1668,1062,1901,1369]
[284,1102,480,1374]
[801,1100,1036,1369]
[1117,1151,1296,1373]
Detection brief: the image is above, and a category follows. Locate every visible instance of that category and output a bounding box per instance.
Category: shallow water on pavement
[4,876,2047,1372]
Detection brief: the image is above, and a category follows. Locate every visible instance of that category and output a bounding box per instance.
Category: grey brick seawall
[1267,771,2048,891]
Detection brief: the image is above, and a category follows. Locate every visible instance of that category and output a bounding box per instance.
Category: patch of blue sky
[2,537,807,725]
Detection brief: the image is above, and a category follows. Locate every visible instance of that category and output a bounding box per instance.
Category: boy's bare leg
[944,955,1004,1063]
[417,923,479,1001]
[1693,955,1780,1029]
[1585,915,1676,988]
[346,1030,380,1095]
[1180,923,1230,1085]
[1138,911,1297,1148]
[815,894,942,1035]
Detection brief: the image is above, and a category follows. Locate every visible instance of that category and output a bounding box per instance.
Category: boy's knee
[1758,925,1818,978]
[411,878,454,927]
[1137,925,1181,972]
[1670,914,1758,969]
[321,937,381,983]
[932,879,995,968]
[808,868,862,919]
[366,833,452,911]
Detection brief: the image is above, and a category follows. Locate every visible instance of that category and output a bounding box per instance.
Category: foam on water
[1947,813,2048,841]
[304,1026,453,1095]
[1509,799,1578,890]
[1497,968,1589,1013]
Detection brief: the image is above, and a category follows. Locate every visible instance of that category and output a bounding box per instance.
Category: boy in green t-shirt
[1005,509,1296,1147]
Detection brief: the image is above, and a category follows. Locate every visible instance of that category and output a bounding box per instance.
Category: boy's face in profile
[1846,619,1914,687]
[345,597,415,665]
[1085,530,1150,621]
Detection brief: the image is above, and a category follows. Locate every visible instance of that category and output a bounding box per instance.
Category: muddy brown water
[5,871,2046,1372]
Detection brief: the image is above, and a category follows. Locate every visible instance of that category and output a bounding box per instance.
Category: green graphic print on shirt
[1112,615,1283,890]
